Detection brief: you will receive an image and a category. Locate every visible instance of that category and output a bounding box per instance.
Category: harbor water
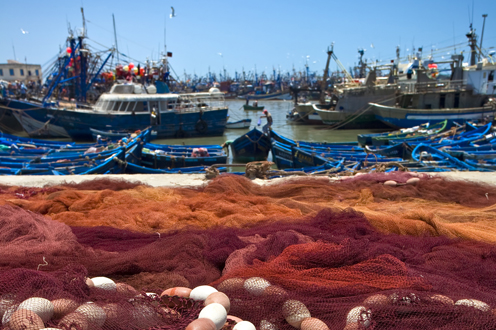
[153,100,391,164]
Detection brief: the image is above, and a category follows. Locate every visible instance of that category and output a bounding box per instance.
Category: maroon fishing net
[0,173,495,329]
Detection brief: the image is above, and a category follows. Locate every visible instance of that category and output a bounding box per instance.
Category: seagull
[20,28,28,34]
[170,7,176,18]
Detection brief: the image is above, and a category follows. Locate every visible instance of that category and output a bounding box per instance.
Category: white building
[0,60,42,82]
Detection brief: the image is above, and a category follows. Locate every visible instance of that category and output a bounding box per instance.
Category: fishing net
[0,173,495,329]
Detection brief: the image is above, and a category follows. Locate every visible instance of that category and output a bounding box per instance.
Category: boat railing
[399,80,468,93]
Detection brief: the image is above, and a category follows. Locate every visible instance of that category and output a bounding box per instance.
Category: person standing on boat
[260,109,273,134]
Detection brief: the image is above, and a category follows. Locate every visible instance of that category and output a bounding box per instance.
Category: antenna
[453,22,457,53]
[480,14,488,61]
[80,7,87,38]
[12,41,16,61]
[112,14,119,63]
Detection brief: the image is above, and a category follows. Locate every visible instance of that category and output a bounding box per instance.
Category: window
[20,69,24,76]
[0,69,3,76]
[28,71,32,76]
[35,69,39,76]
[9,69,14,76]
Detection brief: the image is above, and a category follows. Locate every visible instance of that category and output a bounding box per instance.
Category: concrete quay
[0,171,493,188]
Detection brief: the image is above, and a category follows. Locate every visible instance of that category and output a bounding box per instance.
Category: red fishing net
[0,173,495,329]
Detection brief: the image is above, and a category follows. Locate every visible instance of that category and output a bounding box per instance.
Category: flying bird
[20,28,28,34]
[170,7,176,18]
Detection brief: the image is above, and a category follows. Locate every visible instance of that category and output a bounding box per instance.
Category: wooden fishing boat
[90,127,157,142]
[411,144,482,171]
[123,162,227,174]
[243,104,264,111]
[364,143,412,159]
[140,149,227,169]
[270,129,358,148]
[226,119,252,129]
[230,128,271,163]
[370,120,448,146]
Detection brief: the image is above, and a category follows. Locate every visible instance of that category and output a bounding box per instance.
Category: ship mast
[320,44,333,105]
[466,24,477,66]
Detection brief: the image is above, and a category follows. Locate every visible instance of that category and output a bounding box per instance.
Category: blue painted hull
[1,98,228,140]
[230,128,271,163]
[141,152,227,169]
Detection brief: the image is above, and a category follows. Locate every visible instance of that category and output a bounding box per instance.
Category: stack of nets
[0,173,495,329]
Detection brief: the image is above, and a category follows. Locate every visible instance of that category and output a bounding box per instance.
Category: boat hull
[4,99,228,140]
[230,128,271,163]
[239,92,291,100]
[287,103,324,124]
[0,98,56,135]
[226,119,252,129]
[314,106,387,129]
[243,105,264,111]
[371,103,496,129]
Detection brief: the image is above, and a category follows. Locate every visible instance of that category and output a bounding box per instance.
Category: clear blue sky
[1,0,495,80]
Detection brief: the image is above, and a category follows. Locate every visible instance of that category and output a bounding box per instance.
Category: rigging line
[86,20,154,51]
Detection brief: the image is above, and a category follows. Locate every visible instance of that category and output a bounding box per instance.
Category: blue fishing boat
[0,32,229,140]
[90,127,157,142]
[411,144,485,171]
[4,84,229,140]
[123,162,227,174]
[364,142,412,159]
[230,128,271,163]
[270,129,358,148]
[140,148,227,169]
[271,141,294,169]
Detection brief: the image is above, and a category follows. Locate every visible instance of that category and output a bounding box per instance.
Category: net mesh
[0,173,495,329]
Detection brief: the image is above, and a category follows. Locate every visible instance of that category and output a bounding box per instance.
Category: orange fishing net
[0,173,495,329]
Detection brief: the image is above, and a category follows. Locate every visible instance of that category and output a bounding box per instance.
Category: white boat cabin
[94,83,226,114]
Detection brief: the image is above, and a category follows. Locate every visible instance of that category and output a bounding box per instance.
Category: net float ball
[430,295,454,305]
[346,306,371,327]
[2,305,18,325]
[115,283,138,296]
[233,320,256,330]
[8,309,44,330]
[18,298,54,323]
[263,285,288,298]
[75,303,107,329]
[406,177,420,185]
[260,320,278,330]
[243,277,271,296]
[363,294,390,306]
[455,299,490,312]
[85,278,94,288]
[226,315,243,323]
[101,303,121,326]
[190,286,218,301]
[58,312,90,330]
[204,292,230,314]
[301,317,329,330]
[160,287,192,298]
[51,299,79,319]
[90,277,116,291]
[384,180,397,186]
[198,303,227,330]
[0,295,16,318]
[216,278,245,292]
[186,318,216,330]
[282,300,311,329]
